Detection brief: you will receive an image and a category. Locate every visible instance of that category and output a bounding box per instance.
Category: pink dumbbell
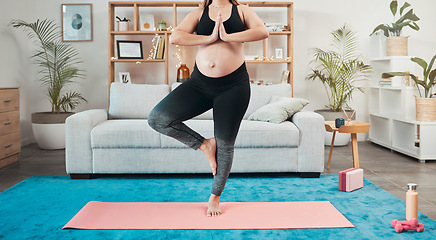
[391,218,419,228]
[394,223,424,233]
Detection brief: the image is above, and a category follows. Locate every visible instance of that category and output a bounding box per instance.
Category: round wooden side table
[325,122,370,169]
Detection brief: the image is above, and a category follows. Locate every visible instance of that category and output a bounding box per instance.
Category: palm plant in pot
[307,24,371,145]
[370,0,420,56]
[10,19,87,149]
[382,54,436,121]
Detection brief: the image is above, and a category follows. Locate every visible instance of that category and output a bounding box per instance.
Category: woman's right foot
[207,194,221,217]
[200,138,217,175]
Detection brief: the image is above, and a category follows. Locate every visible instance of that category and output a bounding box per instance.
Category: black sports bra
[196,4,246,36]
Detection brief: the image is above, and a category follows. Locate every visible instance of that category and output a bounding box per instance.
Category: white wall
[1,0,436,144]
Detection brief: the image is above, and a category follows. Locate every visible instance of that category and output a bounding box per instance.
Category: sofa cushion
[244,84,293,119]
[91,120,160,148]
[160,119,299,148]
[248,96,309,123]
[109,82,170,119]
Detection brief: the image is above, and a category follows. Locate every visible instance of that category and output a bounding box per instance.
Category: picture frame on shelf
[274,47,284,60]
[118,72,131,84]
[140,14,155,31]
[116,40,143,59]
[280,69,290,84]
[61,4,93,42]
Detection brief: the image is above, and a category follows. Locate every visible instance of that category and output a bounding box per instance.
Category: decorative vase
[118,21,129,31]
[386,36,408,56]
[177,64,190,83]
[415,96,436,121]
[315,109,356,146]
[31,112,74,150]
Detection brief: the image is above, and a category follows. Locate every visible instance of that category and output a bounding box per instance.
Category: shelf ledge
[369,113,436,125]
[111,30,290,35]
[370,56,416,61]
[246,60,291,63]
[111,59,165,62]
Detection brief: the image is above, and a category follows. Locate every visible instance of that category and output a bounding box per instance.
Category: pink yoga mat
[63,201,354,230]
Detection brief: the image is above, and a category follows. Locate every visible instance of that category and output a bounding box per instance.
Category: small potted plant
[382,54,436,121]
[116,16,130,31]
[158,21,167,31]
[370,0,420,56]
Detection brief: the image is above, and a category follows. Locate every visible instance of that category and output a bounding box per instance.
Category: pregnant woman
[148,0,268,217]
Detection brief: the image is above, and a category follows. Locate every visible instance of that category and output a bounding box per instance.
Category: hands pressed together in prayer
[209,12,230,43]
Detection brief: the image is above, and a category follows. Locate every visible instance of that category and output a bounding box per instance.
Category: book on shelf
[379,79,392,86]
[152,37,165,59]
[153,36,160,59]
[156,38,165,59]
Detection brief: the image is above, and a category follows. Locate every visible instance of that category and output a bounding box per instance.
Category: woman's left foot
[207,194,221,217]
[199,138,217,175]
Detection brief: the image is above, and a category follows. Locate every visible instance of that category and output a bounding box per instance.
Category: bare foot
[207,194,221,217]
[199,138,217,175]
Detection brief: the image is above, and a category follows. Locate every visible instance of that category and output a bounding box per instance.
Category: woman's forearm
[222,27,269,43]
[169,30,215,46]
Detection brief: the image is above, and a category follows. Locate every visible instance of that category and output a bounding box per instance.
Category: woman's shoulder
[236,4,254,16]
[192,6,205,15]
[236,4,250,11]
[183,6,205,22]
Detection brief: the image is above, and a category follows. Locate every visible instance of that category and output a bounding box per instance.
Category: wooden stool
[325,122,370,169]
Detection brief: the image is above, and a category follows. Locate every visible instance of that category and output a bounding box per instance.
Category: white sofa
[65,82,325,179]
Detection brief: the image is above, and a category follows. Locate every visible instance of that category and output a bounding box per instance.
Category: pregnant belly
[196,41,245,78]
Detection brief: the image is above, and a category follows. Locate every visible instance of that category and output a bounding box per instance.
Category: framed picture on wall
[274,47,284,60]
[61,4,93,42]
[140,14,155,31]
[118,72,131,84]
[117,40,143,59]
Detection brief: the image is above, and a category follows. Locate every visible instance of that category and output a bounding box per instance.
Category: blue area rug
[0,174,435,239]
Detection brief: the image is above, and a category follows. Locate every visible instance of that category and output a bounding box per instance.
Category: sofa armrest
[65,109,108,174]
[291,111,325,172]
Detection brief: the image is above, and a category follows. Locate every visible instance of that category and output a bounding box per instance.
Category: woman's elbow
[169,30,184,45]
[169,34,178,45]
[261,27,269,39]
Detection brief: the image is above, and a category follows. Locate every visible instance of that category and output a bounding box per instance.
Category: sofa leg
[300,172,321,178]
[70,174,92,179]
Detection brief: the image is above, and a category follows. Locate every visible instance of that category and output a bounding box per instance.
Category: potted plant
[10,19,87,149]
[116,16,130,31]
[307,24,371,145]
[382,54,436,121]
[158,21,167,31]
[370,0,420,56]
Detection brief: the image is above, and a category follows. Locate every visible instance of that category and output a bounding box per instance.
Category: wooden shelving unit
[108,1,293,100]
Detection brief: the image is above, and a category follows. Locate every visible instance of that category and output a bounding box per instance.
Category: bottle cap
[407,183,417,190]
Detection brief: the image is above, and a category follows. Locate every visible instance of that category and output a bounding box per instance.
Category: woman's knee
[148,107,169,131]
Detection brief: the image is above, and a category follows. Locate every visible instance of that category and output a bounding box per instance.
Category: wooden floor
[1,141,435,220]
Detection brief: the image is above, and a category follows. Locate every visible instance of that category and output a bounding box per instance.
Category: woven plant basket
[415,96,436,121]
[386,36,408,56]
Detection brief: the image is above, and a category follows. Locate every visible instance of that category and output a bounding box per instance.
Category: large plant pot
[315,109,356,146]
[31,112,74,150]
[386,36,408,56]
[415,97,436,121]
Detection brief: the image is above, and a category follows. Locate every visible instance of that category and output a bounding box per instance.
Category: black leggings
[148,63,250,196]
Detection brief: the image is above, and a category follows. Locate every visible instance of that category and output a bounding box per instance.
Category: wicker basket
[415,96,436,121]
[386,36,408,56]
